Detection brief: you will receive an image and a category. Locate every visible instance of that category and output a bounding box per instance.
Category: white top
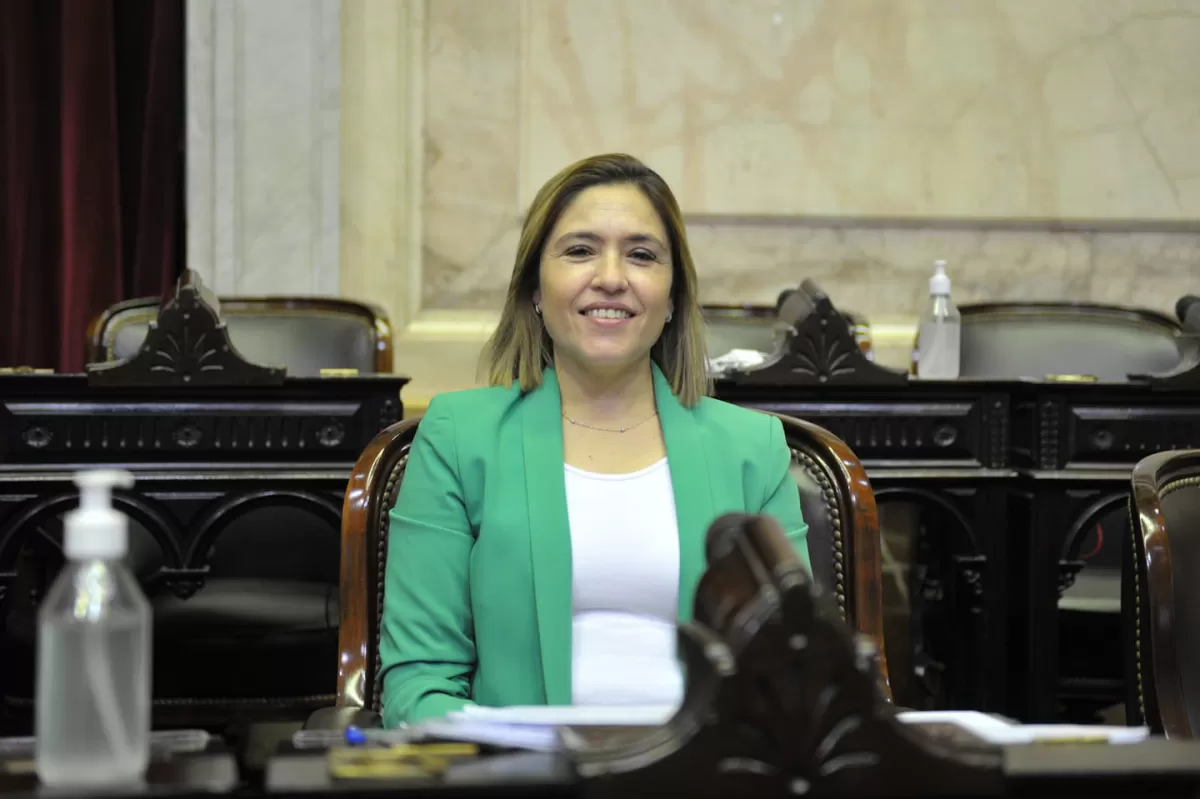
[565,458,684,708]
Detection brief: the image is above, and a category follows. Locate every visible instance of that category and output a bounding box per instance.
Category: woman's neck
[555,357,657,424]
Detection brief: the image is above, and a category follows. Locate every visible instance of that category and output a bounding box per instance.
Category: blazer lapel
[652,364,717,623]
[521,369,573,705]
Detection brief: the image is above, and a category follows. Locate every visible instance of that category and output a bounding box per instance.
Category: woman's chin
[574,346,648,371]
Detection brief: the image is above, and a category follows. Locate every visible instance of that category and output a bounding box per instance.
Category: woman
[379,153,808,727]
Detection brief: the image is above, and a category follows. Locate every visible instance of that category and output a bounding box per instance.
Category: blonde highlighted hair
[480,153,709,406]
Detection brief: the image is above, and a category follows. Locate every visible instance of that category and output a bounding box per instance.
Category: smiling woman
[376,154,810,727]
[535,184,674,385]
[484,153,707,407]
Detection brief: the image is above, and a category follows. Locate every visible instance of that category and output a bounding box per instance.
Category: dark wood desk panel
[0,373,407,727]
[0,373,405,597]
[718,380,1015,713]
[716,374,1200,722]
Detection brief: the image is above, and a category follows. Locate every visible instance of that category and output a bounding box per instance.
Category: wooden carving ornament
[565,513,1003,798]
[86,270,286,387]
[726,280,908,387]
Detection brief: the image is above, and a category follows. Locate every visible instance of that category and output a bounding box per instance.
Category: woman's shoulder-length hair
[479,153,710,407]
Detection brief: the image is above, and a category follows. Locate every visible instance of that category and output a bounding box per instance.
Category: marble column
[186,0,340,296]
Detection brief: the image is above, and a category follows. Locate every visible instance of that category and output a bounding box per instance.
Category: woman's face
[534,183,674,376]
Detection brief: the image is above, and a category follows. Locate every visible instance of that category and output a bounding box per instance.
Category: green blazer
[379,364,809,727]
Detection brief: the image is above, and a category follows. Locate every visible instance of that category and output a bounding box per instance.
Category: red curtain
[0,0,184,373]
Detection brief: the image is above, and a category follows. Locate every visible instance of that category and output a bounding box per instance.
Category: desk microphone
[1176,295,1200,333]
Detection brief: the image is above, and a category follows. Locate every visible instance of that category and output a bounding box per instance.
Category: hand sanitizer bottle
[36,470,152,788]
[916,260,962,379]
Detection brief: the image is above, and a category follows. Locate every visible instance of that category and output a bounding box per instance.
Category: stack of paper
[418,705,677,752]
[898,711,1150,745]
[410,706,1149,752]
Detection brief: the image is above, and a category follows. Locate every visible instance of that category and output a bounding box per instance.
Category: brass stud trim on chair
[1129,496,1146,726]
[792,447,848,620]
[370,456,410,714]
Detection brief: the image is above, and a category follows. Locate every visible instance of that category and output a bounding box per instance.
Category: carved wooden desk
[715,375,1200,721]
[0,373,406,727]
[0,371,405,592]
[708,279,1200,722]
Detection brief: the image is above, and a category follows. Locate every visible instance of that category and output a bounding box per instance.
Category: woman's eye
[564,246,593,258]
[630,249,658,262]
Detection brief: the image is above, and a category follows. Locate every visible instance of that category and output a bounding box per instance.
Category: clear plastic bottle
[36,470,152,788]
[916,260,961,379]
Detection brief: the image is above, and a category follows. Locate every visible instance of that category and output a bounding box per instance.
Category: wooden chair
[702,303,874,363]
[1124,449,1200,738]
[317,410,889,724]
[72,292,393,729]
[766,410,890,696]
[911,301,1183,381]
[88,296,394,375]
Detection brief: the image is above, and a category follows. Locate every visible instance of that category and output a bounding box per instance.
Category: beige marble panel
[516,0,1200,220]
[188,0,341,296]
[422,0,524,309]
[342,0,1200,407]
[340,0,514,402]
[419,215,1200,323]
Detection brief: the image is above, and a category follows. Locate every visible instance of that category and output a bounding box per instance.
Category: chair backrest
[763,410,889,697]
[333,417,421,711]
[334,411,888,712]
[88,296,394,375]
[702,305,781,358]
[946,302,1182,380]
[1124,448,1200,738]
[702,303,873,361]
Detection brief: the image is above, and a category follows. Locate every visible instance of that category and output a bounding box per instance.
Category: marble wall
[519,0,1200,220]
[340,0,1200,401]
[188,0,340,296]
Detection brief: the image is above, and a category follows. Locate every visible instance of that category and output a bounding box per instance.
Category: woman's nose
[593,249,627,289]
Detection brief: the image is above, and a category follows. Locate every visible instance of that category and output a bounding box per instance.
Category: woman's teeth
[584,308,632,319]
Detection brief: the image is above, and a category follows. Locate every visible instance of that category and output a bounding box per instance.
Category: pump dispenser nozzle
[64,470,135,561]
[929,259,952,296]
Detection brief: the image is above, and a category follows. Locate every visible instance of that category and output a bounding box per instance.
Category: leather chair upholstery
[89,296,393,375]
[309,411,888,729]
[950,302,1183,381]
[1124,449,1200,738]
[703,305,781,357]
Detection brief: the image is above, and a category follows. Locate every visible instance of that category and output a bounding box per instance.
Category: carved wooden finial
[86,270,285,387]
[726,280,908,387]
[565,514,1003,798]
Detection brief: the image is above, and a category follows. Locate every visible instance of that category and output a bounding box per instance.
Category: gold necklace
[562,411,658,434]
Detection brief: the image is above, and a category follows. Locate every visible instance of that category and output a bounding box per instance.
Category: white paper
[415,707,1150,753]
[418,720,561,752]
[412,705,676,753]
[898,711,1150,745]
[452,705,676,726]
[707,348,768,374]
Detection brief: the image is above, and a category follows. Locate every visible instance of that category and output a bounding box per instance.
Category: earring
[666,310,673,323]
[535,304,542,315]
